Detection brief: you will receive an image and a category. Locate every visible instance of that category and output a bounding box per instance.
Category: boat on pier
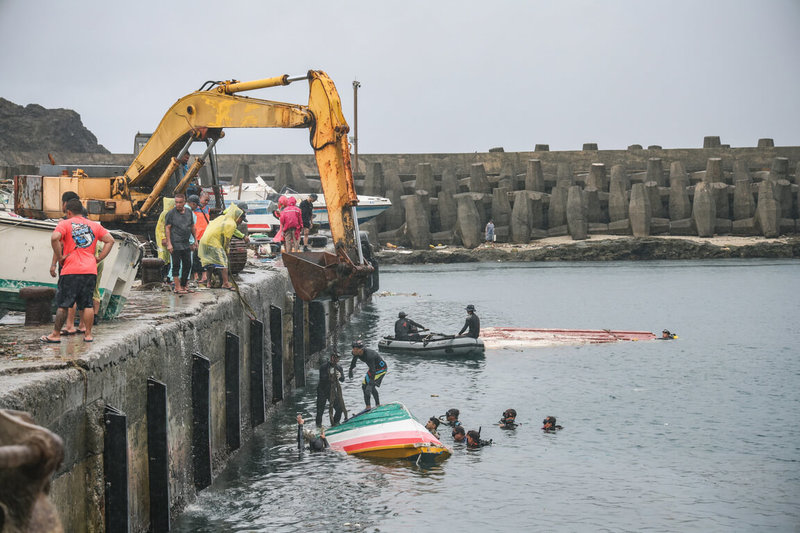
[323,402,451,461]
[0,212,143,319]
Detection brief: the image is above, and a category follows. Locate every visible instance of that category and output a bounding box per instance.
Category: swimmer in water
[453,426,467,443]
[499,408,518,429]
[542,416,563,432]
[297,414,329,452]
[660,329,678,340]
[466,429,492,449]
[425,417,440,439]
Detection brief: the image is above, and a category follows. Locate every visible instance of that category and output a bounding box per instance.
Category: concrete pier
[415,163,435,194]
[364,161,385,196]
[646,158,666,187]
[693,182,717,237]
[566,186,588,240]
[585,163,608,192]
[704,158,724,183]
[437,190,458,231]
[608,177,629,222]
[510,191,532,243]
[0,268,368,532]
[401,194,431,249]
[491,187,512,227]
[469,163,491,194]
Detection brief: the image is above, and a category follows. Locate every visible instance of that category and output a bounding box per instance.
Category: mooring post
[103,405,129,533]
[146,378,170,532]
[249,319,265,427]
[269,305,283,403]
[225,332,241,451]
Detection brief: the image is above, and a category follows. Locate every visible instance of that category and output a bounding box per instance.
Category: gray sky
[1,0,798,155]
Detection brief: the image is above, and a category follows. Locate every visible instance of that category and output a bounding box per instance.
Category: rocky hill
[0,97,108,154]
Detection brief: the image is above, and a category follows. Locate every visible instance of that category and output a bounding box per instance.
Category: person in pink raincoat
[279,196,303,252]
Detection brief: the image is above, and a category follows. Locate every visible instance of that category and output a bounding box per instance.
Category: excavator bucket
[282,251,373,301]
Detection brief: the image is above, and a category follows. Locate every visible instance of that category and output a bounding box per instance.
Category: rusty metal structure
[0,410,64,532]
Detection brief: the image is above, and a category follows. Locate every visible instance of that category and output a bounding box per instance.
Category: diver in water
[452,426,467,443]
[349,340,388,409]
[542,416,563,432]
[439,408,462,427]
[425,417,441,439]
[499,408,518,429]
[316,352,346,427]
[466,429,492,449]
[394,311,426,341]
[297,415,329,452]
[457,304,481,338]
[660,329,678,340]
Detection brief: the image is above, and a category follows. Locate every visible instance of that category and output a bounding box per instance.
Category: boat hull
[481,327,656,349]
[0,213,142,319]
[378,335,485,357]
[324,403,451,461]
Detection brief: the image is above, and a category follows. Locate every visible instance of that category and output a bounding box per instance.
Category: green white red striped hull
[324,402,451,461]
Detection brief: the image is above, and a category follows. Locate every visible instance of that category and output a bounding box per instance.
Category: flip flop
[83,337,94,343]
[40,335,61,344]
[60,329,77,336]
[175,289,188,295]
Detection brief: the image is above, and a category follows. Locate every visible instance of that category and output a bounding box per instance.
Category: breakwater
[3,142,799,248]
[0,268,369,531]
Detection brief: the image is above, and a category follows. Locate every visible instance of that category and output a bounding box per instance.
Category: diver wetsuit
[458,312,481,338]
[297,423,329,452]
[316,359,346,426]
[349,348,388,408]
[394,317,425,341]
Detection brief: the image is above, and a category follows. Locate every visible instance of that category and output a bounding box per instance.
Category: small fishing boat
[323,402,451,461]
[378,333,485,357]
[0,212,143,319]
[481,327,656,349]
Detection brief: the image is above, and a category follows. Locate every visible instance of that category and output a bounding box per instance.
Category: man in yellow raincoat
[198,202,248,290]
[155,197,175,283]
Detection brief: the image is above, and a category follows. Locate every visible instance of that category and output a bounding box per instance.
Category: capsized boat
[481,327,656,349]
[0,212,143,319]
[217,179,391,233]
[323,402,451,461]
[378,333,485,357]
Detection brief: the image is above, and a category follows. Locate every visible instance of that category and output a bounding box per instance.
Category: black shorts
[302,218,312,229]
[55,274,97,310]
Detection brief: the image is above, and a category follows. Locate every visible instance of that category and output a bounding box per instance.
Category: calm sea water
[174,259,800,532]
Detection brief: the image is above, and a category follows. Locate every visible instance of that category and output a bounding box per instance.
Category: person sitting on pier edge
[466,429,492,449]
[660,329,678,340]
[316,352,346,427]
[452,426,467,443]
[297,415,329,452]
[457,304,480,338]
[395,311,426,341]
[425,417,440,439]
[499,408,518,429]
[542,416,563,432]
[349,340,388,409]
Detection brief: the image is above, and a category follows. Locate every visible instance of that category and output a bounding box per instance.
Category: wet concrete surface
[0,263,286,378]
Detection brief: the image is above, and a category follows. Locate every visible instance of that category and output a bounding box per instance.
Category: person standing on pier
[349,340,388,409]
[457,304,481,338]
[42,198,114,343]
[165,193,197,294]
[299,193,317,252]
[485,220,496,248]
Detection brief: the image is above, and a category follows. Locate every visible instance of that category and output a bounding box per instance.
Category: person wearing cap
[394,311,426,341]
[457,304,481,339]
[316,352,346,427]
[425,417,440,439]
[299,193,318,252]
[349,340,388,409]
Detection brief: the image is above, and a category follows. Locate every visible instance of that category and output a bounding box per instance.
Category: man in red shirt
[41,198,115,343]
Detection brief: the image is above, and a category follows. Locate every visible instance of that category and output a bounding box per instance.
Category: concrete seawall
[0,268,366,531]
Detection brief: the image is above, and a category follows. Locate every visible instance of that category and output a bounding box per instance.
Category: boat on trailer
[323,402,451,461]
[378,333,485,357]
[481,327,656,349]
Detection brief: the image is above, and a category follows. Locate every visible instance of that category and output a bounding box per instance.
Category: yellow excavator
[13,70,372,301]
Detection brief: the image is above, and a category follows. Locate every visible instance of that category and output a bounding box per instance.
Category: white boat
[216,178,391,233]
[378,333,485,357]
[0,211,143,319]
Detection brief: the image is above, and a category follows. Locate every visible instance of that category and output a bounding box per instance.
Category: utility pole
[352,79,361,174]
